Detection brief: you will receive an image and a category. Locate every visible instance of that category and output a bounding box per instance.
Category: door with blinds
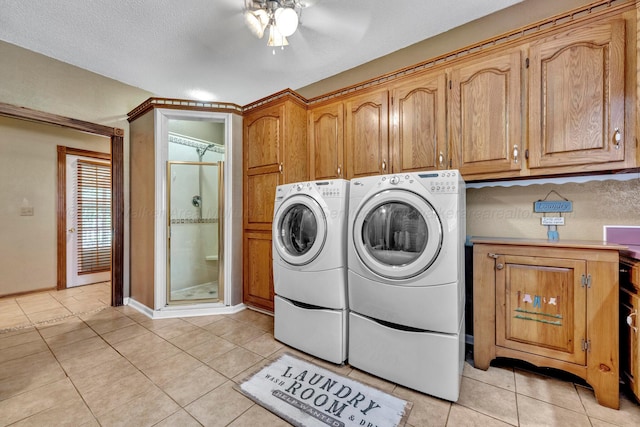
[66,155,112,287]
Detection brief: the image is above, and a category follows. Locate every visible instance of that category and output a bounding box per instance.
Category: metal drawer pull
[628,310,638,333]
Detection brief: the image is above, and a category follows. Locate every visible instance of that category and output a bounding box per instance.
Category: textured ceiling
[0,0,522,105]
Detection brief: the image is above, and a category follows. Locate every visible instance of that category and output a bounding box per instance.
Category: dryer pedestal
[274,295,348,364]
[348,312,464,402]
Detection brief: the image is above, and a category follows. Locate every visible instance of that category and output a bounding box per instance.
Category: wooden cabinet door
[620,288,640,399]
[528,20,625,171]
[243,231,274,311]
[243,105,284,230]
[344,89,389,179]
[450,50,523,176]
[495,254,587,366]
[390,71,447,172]
[308,101,344,180]
[244,104,284,173]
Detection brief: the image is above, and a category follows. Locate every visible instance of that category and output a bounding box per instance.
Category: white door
[66,155,111,287]
[352,189,443,280]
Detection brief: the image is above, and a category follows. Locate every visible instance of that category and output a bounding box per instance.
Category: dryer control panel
[417,171,460,194]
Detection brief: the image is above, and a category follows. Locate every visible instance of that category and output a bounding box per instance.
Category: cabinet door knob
[628,310,638,333]
[381,160,387,171]
[337,165,342,177]
[613,128,622,150]
[438,152,444,168]
[279,163,283,173]
[513,145,519,163]
[496,263,504,270]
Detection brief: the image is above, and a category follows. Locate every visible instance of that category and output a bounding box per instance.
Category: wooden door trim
[56,146,111,291]
[0,101,125,306]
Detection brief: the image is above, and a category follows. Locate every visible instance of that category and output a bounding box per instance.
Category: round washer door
[273,194,327,266]
[353,189,442,280]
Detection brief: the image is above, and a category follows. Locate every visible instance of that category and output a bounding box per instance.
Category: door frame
[0,102,125,306]
[57,147,111,290]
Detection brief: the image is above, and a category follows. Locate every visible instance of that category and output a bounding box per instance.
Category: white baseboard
[125,297,247,319]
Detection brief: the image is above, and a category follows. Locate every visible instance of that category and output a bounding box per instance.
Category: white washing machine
[347,170,465,401]
[272,179,349,364]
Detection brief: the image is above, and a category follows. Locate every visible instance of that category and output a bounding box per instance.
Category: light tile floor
[1,283,640,426]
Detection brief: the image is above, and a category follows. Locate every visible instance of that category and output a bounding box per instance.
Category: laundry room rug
[235,353,412,427]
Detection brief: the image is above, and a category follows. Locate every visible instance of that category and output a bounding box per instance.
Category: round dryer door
[273,194,327,266]
[353,189,442,280]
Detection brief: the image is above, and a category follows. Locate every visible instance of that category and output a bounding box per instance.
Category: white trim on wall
[152,108,241,314]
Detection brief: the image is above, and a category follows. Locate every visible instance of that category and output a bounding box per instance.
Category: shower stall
[167,132,224,305]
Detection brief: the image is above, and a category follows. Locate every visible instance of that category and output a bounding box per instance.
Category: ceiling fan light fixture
[244,0,302,50]
[274,7,298,37]
[267,24,288,47]
[244,9,269,38]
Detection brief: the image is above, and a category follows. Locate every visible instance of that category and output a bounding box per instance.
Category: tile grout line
[0,305,110,334]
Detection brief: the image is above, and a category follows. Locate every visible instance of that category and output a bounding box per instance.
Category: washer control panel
[275,181,345,199]
[315,181,343,198]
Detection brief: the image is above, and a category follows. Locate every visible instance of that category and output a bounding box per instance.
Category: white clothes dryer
[272,179,349,364]
[346,170,465,401]
[347,171,465,333]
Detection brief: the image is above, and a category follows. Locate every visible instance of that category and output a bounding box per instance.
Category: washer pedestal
[274,296,348,364]
[348,312,464,402]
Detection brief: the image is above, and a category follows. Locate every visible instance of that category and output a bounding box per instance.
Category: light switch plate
[20,207,34,216]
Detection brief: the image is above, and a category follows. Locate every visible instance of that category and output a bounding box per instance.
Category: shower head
[196,143,218,160]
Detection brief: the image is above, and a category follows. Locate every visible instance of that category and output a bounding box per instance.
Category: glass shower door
[167,161,223,304]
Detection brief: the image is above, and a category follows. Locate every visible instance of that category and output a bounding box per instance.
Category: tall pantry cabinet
[242,92,308,311]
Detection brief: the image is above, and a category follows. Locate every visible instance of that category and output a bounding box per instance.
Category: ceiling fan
[243,0,306,51]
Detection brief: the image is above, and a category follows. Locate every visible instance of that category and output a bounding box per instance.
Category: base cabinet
[473,238,622,409]
[620,256,640,401]
[243,231,275,311]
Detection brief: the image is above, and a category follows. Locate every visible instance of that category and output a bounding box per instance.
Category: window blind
[77,160,111,274]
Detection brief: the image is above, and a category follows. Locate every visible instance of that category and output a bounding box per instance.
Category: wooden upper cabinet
[243,97,308,230]
[450,50,523,177]
[528,20,626,172]
[308,101,344,180]
[245,104,284,173]
[390,71,448,172]
[344,89,389,179]
[244,104,284,229]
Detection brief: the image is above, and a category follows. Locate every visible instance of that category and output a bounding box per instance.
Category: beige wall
[467,177,640,241]
[0,40,152,297]
[297,0,602,99]
[0,116,111,296]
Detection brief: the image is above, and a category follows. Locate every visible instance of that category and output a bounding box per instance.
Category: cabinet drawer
[620,257,640,293]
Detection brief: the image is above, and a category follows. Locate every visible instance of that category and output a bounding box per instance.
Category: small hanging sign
[534,200,573,213]
[534,190,572,241]
[541,217,565,226]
